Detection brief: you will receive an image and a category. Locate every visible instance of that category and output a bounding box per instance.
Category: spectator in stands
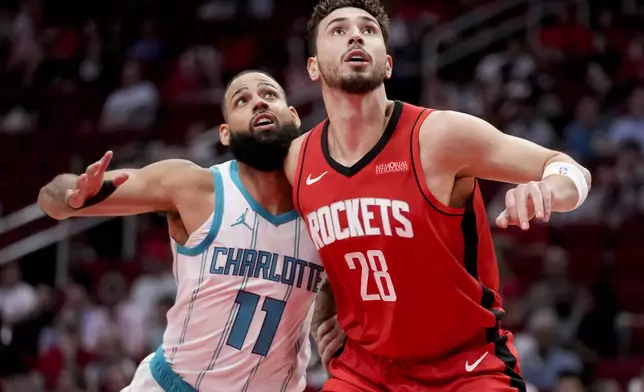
[515,308,583,390]
[89,271,146,359]
[164,46,222,104]
[608,87,644,152]
[0,261,40,390]
[129,255,176,323]
[575,275,621,360]
[146,296,173,353]
[606,141,644,225]
[99,362,131,392]
[594,379,624,392]
[0,261,38,333]
[563,95,609,162]
[619,36,644,85]
[85,332,135,392]
[476,39,536,87]
[505,100,557,148]
[527,247,591,347]
[555,372,585,392]
[53,368,86,392]
[627,365,644,392]
[78,33,104,86]
[127,20,164,63]
[100,60,158,131]
[57,281,105,353]
[37,317,93,391]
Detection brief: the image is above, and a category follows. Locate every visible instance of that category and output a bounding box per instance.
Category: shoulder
[153,159,214,191]
[284,133,311,185]
[419,110,496,150]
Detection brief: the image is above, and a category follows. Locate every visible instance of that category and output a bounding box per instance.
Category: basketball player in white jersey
[37,70,341,391]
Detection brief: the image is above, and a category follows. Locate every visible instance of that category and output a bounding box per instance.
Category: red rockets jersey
[293,101,504,360]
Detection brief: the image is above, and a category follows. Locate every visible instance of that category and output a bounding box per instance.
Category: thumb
[66,189,85,209]
[112,172,130,187]
[495,210,509,228]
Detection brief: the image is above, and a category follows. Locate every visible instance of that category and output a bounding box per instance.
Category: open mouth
[344,49,370,63]
[252,113,277,131]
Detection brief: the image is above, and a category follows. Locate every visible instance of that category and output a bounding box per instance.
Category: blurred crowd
[2,0,644,391]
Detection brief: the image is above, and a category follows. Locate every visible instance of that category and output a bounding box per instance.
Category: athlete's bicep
[423,111,580,184]
[73,159,199,217]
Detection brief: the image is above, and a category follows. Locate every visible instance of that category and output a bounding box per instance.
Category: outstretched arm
[38,151,199,220]
[421,111,591,228]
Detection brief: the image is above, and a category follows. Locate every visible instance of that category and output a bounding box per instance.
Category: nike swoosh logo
[306,171,328,185]
[465,351,488,372]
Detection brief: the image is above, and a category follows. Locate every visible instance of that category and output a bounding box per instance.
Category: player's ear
[385,55,393,80]
[219,123,230,146]
[289,106,301,128]
[307,57,320,82]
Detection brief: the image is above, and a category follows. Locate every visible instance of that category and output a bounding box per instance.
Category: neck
[322,84,392,159]
[237,162,293,215]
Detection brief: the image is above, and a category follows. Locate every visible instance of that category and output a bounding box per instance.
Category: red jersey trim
[293,132,313,216]
[410,110,466,216]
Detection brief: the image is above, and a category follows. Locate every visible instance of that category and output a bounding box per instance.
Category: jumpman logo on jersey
[231,208,253,230]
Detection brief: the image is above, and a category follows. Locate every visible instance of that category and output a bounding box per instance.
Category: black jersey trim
[321,100,403,177]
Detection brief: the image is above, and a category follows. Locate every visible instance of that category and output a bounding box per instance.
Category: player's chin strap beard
[71,180,118,209]
[228,122,301,172]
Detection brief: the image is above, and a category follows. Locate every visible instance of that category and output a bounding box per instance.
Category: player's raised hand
[316,315,346,370]
[495,180,553,230]
[66,151,129,209]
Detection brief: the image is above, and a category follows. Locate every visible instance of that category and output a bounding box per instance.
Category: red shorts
[322,330,525,392]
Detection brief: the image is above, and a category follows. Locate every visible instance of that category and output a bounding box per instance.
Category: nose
[252,98,269,113]
[348,34,364,47]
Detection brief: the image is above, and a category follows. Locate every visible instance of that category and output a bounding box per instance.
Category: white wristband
[542,162,588,210]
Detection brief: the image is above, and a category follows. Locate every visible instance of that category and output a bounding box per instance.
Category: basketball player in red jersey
[281,0,592,391]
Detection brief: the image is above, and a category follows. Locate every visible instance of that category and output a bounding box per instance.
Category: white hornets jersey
[151,160,324,392]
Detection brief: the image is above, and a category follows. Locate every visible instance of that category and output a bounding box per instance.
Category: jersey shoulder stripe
[176,164,224,256]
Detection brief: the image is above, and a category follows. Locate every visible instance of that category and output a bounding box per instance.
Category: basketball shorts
[121,353,164,392]
[322,329,525,392]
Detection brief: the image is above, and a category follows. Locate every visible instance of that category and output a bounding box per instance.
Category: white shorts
[121,353,164,392]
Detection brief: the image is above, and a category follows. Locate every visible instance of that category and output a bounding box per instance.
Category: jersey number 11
[226,290,286,356]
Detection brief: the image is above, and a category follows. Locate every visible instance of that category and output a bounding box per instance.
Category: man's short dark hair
[221,69,283,120]
[307,0,390,55]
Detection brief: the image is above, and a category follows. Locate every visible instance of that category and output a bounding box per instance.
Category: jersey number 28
[345,250,397,302]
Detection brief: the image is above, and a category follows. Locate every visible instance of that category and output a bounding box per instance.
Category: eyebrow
[231,85,248,99]
[258,82,278,91]
[229,82,282,103]
[326,15,378,29]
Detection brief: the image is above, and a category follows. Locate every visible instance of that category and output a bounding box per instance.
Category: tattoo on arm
[311,279,337,338]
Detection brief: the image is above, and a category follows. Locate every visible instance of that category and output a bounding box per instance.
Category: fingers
[316,316,336,342]
[495,209,509,229]
[320,332,345,370]
[112,172,130,187]
[514,185,530,230]
[504,189,520,227]
[539,181,552,222]
[497,182,551,230]
[86,150,113,177]
[98,150,114,174]
[526,182,544,221]
[318,325,340,355]
[66,189,83,209]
